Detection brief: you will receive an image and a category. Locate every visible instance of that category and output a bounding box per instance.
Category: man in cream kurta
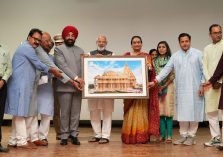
[88,35,114,144]
[203,24,223,147]
[0,43,12,152]
[149,33,204,146]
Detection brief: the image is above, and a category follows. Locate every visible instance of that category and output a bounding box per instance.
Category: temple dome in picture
[94,64,137,92]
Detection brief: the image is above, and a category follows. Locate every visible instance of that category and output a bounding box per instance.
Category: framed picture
[82,56,149,99]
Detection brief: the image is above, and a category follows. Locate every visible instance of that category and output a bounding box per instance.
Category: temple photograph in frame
[82,56,149,99]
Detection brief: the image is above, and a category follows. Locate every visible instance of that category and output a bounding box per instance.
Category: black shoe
[60,139,68,145]
[70,136,80,145]
[0,146,9,153]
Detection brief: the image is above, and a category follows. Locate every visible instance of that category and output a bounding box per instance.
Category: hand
[80,53,90,57]
[95,54,103,57]
[203,81,212,92]
[159,86,164,93]
[68,79,82,91]
[213,82,222,89]
[148,82,155,88]
[198,85,204,97]
[49,67,63,79]
[76,78,85,88]
[0,80,4,89]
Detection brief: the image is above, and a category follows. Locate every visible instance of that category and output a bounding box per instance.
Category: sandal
[99,138,109,144]
[88,137,101,142]
[166,138,172,143]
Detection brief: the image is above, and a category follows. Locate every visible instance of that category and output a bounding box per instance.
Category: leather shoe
[56,136,61,140]
[33,140,48,146]
[0,146,9,153]
[60,139,68,145]
[7,144,17,148]
[70,136,80,145]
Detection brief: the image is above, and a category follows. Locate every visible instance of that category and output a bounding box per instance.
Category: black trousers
[0,80,7,142]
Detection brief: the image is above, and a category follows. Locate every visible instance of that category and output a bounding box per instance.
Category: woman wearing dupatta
[121,36,159,144]
[154,41,175,143]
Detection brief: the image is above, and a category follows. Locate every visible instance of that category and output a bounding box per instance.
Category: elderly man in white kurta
[203,24,223,147]
[149,33,204,146]
[88,35,114,144]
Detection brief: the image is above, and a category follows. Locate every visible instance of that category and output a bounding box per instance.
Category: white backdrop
[0,0,223,120]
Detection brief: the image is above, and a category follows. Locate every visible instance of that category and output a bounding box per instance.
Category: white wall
[1,0,223,120]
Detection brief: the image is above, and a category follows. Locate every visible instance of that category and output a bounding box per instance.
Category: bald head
[41,32,54,53]
[96,35,107,51]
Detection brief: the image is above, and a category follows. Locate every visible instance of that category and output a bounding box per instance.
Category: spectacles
[211,32,222,35]
[31,36,41,43]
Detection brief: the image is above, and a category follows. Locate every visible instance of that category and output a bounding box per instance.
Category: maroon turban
[62,25,79,39]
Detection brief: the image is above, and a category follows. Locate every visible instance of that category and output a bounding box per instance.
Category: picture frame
[82,56,149,99]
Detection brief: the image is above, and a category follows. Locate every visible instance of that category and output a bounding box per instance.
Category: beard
[97,46,105,51]
[64,39,75,47]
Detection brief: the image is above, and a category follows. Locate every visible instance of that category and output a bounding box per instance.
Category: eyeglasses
[211,32,222,35]
[31,36,41,43]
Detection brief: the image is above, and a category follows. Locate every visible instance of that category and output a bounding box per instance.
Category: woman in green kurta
[154,41,175,143]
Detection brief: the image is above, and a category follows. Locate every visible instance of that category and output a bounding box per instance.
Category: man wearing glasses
[203,24,223,147]
[5,28,62,149]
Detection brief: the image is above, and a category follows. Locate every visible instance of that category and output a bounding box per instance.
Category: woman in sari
[121,36,159,144]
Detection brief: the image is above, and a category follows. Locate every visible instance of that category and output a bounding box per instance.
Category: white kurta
[203,40,223,113]
[156,48,204,122]
[88,50,114,112]
[88,99,114,112]
[37,55,54,116]
[37,76,54,116]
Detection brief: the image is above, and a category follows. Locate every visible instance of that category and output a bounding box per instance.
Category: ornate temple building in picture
[93,64,137,92]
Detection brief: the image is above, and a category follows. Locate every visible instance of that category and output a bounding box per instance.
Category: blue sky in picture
[87,60,143,84]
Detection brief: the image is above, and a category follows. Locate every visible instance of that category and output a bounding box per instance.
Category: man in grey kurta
[55,25,84,145]
[149,33,204,146]
[27,32,79,146]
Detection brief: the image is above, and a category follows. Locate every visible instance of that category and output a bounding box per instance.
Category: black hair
[27,28,43,39]
[131,36,142,45]
[209,24,222,33]
[149,49,157,55]
[178,33,191,42]
[157,41,172,57]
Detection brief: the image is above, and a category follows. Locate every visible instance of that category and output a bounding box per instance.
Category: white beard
[97,47,106,51]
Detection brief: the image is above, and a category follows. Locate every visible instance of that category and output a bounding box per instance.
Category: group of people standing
[0,23,223,153]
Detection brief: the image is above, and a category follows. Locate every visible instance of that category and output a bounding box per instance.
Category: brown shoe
[7,144,17,148]
[33,140,48,146]
[159,137,166,143]
[56,136,61,140]
[98,138,109,144]
[17,143,37,149]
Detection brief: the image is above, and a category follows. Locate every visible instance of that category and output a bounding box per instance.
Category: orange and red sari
[121,52,159,144]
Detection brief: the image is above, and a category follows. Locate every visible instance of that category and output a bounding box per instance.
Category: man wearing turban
[55,25,84,145]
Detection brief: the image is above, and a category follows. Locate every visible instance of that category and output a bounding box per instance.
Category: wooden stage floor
[0,126,223,157]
